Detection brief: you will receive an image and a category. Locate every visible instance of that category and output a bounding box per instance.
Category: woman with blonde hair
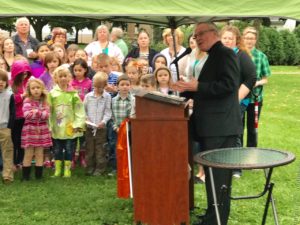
[84,24,124,66]
[160,28,187,82]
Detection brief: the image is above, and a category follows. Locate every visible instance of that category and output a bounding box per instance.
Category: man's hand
[172,77,199,92]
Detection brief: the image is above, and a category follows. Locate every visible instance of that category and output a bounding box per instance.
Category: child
[154,66,174,95]
[71,58,92,101]
[66,44,79,65]
[51,43,67,65]
[112,75,135,197]
[84,72,112,176]
[137,57,151,76]
[0,70,15,184]
[49,66,85,178]
[10,60,32,168]
[75,49,95,80]
[112,75,135,132]
[30,42,50,78]
[96,53,118,170]
[110,56,123,76]
[140,74,156,91]
[125,61,141,94]
[40,52,62,91]
[21,79,52,180]
[70,58,92,168]
[97,53,118,96]
[151,53,167,71]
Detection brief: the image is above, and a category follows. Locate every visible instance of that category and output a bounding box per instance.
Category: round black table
[194,147,295,225]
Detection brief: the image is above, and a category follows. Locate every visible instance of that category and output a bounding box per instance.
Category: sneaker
[93,169,104,176]
[107,169,116,177]
[233,171,242,179]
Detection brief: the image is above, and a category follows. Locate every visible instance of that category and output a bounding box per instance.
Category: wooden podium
[131,94,193,225]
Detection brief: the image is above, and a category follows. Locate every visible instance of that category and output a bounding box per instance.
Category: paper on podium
[136,90,186,105]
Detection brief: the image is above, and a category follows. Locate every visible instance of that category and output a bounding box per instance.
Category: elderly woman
[85,24,124,65]
[110,27,128,57]
[123,29,157,70]
[160,28,187,82]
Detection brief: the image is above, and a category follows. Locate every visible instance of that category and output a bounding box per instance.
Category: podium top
[135,90,186,105]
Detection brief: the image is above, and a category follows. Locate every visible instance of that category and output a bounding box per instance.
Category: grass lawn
[0,66,299,225]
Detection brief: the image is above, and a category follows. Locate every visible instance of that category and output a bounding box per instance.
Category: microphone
[171,47,192,65]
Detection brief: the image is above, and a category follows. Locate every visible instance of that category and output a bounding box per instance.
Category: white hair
[15,17,30,27]
[111,27,123,38]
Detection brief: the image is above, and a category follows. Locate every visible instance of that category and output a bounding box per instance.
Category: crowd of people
[0,17,271,225]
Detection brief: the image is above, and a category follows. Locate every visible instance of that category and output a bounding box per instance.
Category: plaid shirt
[84,90,112,126]
[250,48,271,103]
[112,93,135,130]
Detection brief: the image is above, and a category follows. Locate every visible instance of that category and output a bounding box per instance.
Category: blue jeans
[106,119,117,170]
[53,139,75,161]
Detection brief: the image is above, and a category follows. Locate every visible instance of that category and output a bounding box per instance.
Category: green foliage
[294,25,300,41]
[259,27,285,65]
[0,17,16,33]
[280,30,300,65]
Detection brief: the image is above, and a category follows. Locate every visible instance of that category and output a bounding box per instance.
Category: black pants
[198,135,238,225]
[12,118,25,165]
[243,102,263,147]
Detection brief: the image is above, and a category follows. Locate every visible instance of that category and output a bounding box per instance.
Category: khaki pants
[0,128,14,181]
[85,128,107,172]
[23,147,44,167]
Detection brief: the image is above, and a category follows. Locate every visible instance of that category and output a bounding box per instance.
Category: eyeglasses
[193,29,214,39]
[243,37,256,41]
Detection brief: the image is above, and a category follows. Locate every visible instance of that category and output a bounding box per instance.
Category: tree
[280,30,300,65]
[48,17,101,43]
[259,27,285,65]
[28,16,51,41]
[0,17,16,35]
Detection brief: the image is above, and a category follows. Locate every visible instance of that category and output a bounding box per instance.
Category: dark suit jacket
[191,41,243,138]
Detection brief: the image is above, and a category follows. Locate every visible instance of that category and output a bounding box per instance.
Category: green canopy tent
[1,0,300,27]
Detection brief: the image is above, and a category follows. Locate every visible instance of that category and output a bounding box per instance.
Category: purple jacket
[30,60,45,78]
[40,71,54,91]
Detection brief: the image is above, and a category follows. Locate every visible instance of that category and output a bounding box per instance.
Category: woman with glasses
[242,26,271,147]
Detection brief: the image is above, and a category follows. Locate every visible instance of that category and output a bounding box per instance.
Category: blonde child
[140,74,156,91]
[154,66,174,95]
[49,66,85,177]
[21,79,52,180]
[84,72,112,176]
[10,60,32,169]
[0,70,15,183]
[30,42,50,78]
[40,52,62,91]
[125,60,141,94]
[110,56,123,76]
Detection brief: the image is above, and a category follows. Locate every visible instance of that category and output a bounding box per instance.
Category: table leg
[209,167,222,225]
[264,169,279,225]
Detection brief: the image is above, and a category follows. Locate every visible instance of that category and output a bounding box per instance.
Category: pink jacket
[10,60,32,119]
[71,78,92,101]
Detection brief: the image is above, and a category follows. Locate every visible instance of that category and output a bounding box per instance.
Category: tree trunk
[28,17,49,42]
